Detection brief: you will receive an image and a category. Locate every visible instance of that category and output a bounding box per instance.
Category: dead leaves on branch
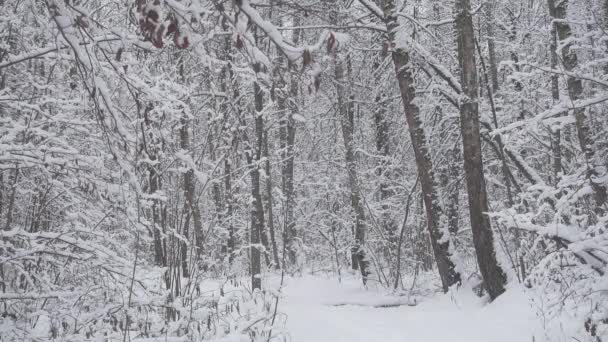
[135,0,189,49]
[134,0,344,95]
[327,32,337,54]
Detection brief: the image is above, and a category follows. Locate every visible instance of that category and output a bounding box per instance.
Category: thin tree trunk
[330,6,370,282]
[179,117,191,278]
[281,16,299,266]
[334,51,370,283]
[484,0,499,93]
[224,157,235,263]
[549,8,562,185]
[455,0,506,300]
[263,129,280,269]
[475,38,514,206]
[248,63,267,290]
[150,164,166,267]
[548,0,607,209]
[444,144,461,235]
[219,19,235,263]
[3,166,18,232]
[373,59,397,244]
[384,0,460,292]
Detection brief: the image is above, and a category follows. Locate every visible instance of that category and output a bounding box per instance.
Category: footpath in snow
[278,274,542,342]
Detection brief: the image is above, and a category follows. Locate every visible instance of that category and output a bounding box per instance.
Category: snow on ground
[277,273,542,342]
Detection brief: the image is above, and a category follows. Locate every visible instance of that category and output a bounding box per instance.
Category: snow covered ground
[276,274,542,342]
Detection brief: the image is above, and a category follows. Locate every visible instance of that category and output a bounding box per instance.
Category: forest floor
[275,273,542,342]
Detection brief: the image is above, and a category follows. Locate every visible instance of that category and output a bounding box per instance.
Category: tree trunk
[224,157,235,263]
[549,6,562,184]
[484,0,499,93]
[337,55,370,283]
[280,17,299,266]
[329,4,370,283]
[248,64,267,290]
[384,0,461,293]
[548,0,607,208]
[219,19,235,263]
[263,129,280,269]
[150,164,166,267]
[373,58,397,245]
[179,117,191,278]
[455,0,506,300]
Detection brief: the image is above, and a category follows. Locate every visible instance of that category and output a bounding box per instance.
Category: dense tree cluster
[1,0,607,340]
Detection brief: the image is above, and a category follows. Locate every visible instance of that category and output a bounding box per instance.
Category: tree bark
[330,5,369,282]
[219,20,235,263]
[179,117,190,278]
[373,59,397,245]
[247,64,267,290]
[455,0,506,300]
[384,0,460,293]
[149,163,166,267]
[280,16,299,266]
[263,129,280,269]
[484,0,499,93]
[548,0,607,208]
[334,50,370,283]
[549,5,562,185]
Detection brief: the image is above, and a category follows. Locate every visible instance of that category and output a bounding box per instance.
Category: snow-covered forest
[1,0,607,340]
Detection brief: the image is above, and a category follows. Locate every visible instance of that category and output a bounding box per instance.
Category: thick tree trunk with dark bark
[384,0,460,293]
[455,0,506,300]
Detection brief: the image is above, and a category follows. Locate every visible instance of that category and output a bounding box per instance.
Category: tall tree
[280,17,300,266]
[548,0,608,209]
[381,0,461,292]
[455,0,506,300]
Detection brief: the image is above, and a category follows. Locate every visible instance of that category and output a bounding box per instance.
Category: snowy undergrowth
[0,266,285,342]
[526,251,608,342]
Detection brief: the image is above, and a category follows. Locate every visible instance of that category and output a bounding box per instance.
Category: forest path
[278,274,541,342]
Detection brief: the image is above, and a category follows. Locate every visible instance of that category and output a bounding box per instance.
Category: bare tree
[455,0,506,300]
[382,0,461,292]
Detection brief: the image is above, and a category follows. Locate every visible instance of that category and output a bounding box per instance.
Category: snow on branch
[491,93,608,135]
[234,0,331,63]
[357,0,384,20]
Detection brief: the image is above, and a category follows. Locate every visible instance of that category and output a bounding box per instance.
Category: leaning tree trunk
[384,0,460,293]
[548,0,608,209]
[455,0,506,300]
